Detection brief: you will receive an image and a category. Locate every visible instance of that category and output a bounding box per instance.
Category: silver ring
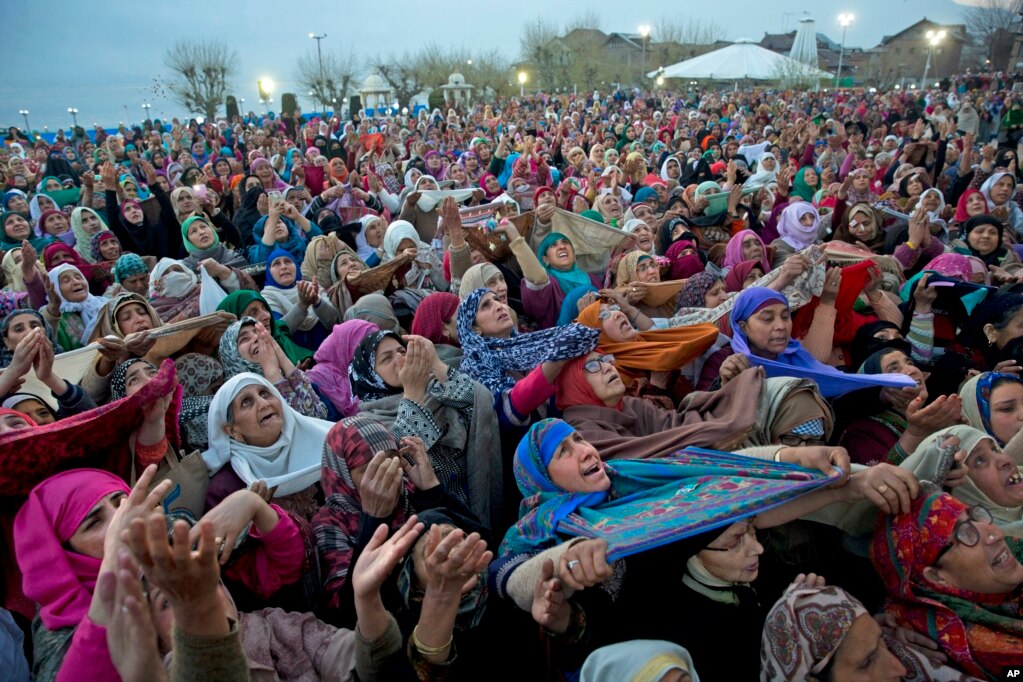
[876,484,889,495]
[567,560,580,570]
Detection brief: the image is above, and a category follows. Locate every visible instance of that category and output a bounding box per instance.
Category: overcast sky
[4,0,977,130]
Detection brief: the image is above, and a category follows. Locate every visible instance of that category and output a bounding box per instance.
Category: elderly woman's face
[925,508,1023,595]
[270,256,296,287]
[224,383,285,447]
[418,177,438,192]
[546,430,611,493]
[472,292,514,337]
[48,248,75,269]
[599,304,638,342]
[36,195,57,213]
[698,520,764,583]
[966,192,987,216]
[634,253,659,283]
[373,336,406,388]
[581,352,625,406]
[121,273,149,296]
[921,192,940,212]
[966,439,1023,508]
[58,269,88,302]
[878,350,924,387]
[741,235,763,262]
[738,302,791,359]
[333,253,361,281]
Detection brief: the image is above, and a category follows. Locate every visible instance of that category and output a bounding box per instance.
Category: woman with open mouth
[872,489,1023,678]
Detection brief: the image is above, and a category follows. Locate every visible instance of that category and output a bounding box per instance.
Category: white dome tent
[648,40,831,83]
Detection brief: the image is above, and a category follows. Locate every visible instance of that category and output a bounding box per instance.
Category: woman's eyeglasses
[933,505,994,565]
[582,354,615,373]
[597,304,621,321]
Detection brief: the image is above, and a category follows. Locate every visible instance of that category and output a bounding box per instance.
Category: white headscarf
[47,263,108,344]
[149,258,198,300]
[580,640,700,682]
[382,220,422,259]
[356,214,382,262]
[745,152,778,188]
[202,373,331,497]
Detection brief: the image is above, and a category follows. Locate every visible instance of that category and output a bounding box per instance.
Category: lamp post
[518,71,527,97]
[18,109,29,132]
[67,107,78,127]
[836,13,854,87]
[638,25,651,84]
[142,102,151,123]
[922,29,946,89]
[258,78,275,110]
[309,33,327,113]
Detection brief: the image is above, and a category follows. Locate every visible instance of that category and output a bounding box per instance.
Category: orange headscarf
[576,301,719,385]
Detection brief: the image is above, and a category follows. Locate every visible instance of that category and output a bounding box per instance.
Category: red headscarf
[554,353,621,411]
[725,259,763,293]
[954,189,989,223]
[43,241,98,282]
[870,491,1022,679]
[411,292,460,345]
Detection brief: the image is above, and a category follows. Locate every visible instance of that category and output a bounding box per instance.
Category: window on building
[895,47,902,55]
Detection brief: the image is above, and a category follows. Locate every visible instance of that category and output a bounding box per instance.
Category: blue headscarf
[455,288,599,395]
[498,418,839,562]
[961,371,1023,446]
[264,248,300,289]
[1,190,28,213]
[118,174,151,201]
[250,215,310,266]
[497,152,520,188]
[729,287,915,398]
[557,284,598,326]
[537,232,593,295]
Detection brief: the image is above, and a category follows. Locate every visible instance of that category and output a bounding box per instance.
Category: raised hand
[358,451,403,518]
[397,435,439,491]
[421,524,492,599]
[351,516,424,600]
[95,550,168,682]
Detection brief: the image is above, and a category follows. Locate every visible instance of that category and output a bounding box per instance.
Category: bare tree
[520,17,562,89]
[164,40,238,120]
[654,16,725,46]
[962,0,1023,67]
[564,10,603,32]
[296,48,360,112]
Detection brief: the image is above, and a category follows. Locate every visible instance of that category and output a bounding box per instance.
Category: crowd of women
[3,75,1023,681]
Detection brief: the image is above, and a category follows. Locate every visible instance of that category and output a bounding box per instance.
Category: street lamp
[518,71,527,97]
[142,102,151,122]
[638,25,651,84]
[836,13,854,87]
[922,29,946,89]
[258,78,274,107]
[18,109,29,132]
[67,107,78,126]
[309,33,327,113]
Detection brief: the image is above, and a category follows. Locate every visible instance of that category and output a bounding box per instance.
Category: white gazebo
[648,40,832,82]
[359,73,394,113]
[439,72,474,105]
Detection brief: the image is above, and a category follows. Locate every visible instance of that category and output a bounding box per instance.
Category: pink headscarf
[14,469,129,629]
[306,320,379,417]
[923,253,973,282]
[777,202,820,250]
[723,229,770,273]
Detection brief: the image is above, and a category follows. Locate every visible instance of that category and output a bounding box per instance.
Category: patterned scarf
[498,418,839,562]
[871,490,1023,679]
[348,330,405,402]
[456,288,599,394]
[312,415,415,607]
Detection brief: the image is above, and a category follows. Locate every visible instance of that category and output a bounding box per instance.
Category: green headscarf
[181,215,220,254]
[38,176,82,208]
[0,211,54,251]
[216,290,312,364]
[792,167,818,202]
[537,232,593,295]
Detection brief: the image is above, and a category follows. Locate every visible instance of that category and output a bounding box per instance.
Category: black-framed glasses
[933,505,994,565]
[582,354,615,373]
[597,304,621,321]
